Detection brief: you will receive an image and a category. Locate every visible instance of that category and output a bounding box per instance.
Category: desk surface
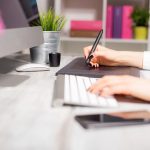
[0,54,150,150]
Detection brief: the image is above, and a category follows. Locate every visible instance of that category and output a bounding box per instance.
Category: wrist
[116,51,143,68]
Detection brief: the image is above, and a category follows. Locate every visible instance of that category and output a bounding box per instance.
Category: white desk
[0,54,150,150]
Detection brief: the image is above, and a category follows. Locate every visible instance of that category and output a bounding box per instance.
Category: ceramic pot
[30,31,60,64]
[134,26,147,40]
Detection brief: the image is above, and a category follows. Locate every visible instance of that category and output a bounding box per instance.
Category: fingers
[84,46,101,67]
[88,76,150,101]
[100,85,130,96]
[83,45,101,59]
[87,75,130,96]
[83,45,116,67]
[88,76,121,93]
[90,62,99,68]
[83,46,92,59]
[89,56,100,68]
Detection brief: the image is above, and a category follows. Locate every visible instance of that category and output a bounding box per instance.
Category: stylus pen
[86,29,103,65]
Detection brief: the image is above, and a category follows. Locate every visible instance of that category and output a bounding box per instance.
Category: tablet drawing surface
[56,57,140,78]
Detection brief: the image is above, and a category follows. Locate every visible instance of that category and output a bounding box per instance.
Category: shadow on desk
[0,55,30,87]
[0,56,28,74]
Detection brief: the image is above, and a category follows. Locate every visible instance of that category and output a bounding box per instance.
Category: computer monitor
[0,0,43,58]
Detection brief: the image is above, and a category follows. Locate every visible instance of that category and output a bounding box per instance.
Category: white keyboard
[53,75,118,108]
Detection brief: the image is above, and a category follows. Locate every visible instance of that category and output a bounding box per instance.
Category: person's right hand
[84,45,121,67]
[83,45,143,68]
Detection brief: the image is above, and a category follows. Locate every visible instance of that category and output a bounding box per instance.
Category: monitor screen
[0,0,43,58]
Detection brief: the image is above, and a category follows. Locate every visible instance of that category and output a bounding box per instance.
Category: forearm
[116,51,143,68]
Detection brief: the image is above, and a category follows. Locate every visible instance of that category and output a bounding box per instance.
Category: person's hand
[83,45,143,68]
[87,75,150,101]
[84,45,119,67]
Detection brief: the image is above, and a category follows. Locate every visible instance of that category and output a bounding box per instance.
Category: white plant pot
[30,31,60,64]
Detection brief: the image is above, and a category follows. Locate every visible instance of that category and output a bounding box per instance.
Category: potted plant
[30,8,66,64]
[131,7,150,40]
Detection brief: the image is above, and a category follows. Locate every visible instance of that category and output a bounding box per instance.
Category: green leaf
[31,8,66,31]
[131,7,150,26]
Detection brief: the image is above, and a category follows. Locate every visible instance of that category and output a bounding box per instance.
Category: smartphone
[75,110,150,129]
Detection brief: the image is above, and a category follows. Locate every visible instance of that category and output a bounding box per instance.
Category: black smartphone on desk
[75,110,150,129]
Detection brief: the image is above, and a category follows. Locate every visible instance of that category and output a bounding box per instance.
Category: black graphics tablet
[56,57,140,78]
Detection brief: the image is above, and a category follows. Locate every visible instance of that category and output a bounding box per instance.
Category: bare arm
[83,45,143,68]
[114,51,143,68]
[87,75,150,101]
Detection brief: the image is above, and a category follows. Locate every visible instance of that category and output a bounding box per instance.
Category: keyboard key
[76,76,89,104]
[64,75,70,102]
[106,96,118,107]
[97,96,108,107]
[69,75,80,103]
[90,78,97,84]
[83,77,99,105]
